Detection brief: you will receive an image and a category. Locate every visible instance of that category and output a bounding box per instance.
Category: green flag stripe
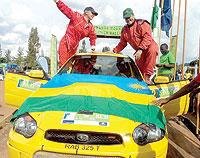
[12,95,166,129]
[151,4,159,30]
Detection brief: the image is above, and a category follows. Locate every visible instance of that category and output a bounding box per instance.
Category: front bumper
[8,129,168,158]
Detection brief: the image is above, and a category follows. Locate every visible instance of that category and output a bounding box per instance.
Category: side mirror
[28,70,44,79]
[154,76,170,84]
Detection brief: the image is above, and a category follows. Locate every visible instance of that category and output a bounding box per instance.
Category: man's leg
[136,45,158,84]
[135,52,152,84]
[143,46,158,81]
[58,37,68,67]
[135,53,145,76]
[58,37,74,68]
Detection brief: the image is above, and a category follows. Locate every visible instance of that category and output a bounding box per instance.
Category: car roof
[74,52,129,58]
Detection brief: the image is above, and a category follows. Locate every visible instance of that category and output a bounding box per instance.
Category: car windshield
[59,55,142,80]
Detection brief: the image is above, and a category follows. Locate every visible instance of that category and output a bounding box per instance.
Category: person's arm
[190,87,200,98]
[153,80,200,106]
[163,64,175,68]
[134,49,143,60]
[113,30,127,53]
[138,22,152,50]
[54,0,74,19]
[157,63,175,68]
[156,64,163,67]
[88,25,97,51]
[156,52,175,68]
[164,52,175,68]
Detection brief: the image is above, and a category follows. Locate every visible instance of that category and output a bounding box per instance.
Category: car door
[149,79,190,118]
[5,72,47,108]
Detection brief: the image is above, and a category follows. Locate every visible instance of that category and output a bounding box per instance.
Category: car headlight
[133,124,165,146]
[14,113,37,138]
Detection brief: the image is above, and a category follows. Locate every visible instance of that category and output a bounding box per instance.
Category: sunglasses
[125,17,131,20]
[125,17,134,22]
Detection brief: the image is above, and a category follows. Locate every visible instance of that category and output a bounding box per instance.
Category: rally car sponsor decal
[62,112,109,126]
[17,79,42,91]
[154,86,179,98]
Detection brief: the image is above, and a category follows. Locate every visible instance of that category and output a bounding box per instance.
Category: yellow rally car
[7,53,190,158]
[5,70,47,108]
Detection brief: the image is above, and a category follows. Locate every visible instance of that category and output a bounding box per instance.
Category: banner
[50,35,58,77]
[170,35,177,58]
[95,25,122,38]
[37,56,49,74]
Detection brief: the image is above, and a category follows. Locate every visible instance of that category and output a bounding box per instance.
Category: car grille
[34,151,123,158]
[45,130,123,145]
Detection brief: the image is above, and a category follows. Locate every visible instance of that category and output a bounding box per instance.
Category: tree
[15,47,24,66]
[26,27,41,68]
[5,49,12,63]
[0,44,2,57]
[79,40,87,53]
[0,57,6,63]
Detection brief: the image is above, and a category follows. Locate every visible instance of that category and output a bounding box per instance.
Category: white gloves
[134,49,143,60]
[91,45,96,52]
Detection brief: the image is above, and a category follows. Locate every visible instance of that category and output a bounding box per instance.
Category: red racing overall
[114,19,158,78]
[56,0,97,67]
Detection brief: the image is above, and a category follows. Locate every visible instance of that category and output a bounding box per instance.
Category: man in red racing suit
[113,8,158,84]
[54,0,98,67]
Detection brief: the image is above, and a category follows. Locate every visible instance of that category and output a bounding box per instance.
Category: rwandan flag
[11,74,166,129]
[161,0,172,37]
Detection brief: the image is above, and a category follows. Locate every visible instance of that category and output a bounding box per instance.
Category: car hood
[31,111,141,133]
[11,74,166,129]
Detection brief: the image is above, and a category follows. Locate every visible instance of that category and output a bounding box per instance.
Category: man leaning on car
[53,0,98,67]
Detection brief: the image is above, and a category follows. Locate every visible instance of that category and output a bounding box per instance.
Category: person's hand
[156,64,162,67]
[113,49,122,54]
[152,98,170,107]
[91,46,95,52]
[53,0,59,3]
[134,49,142,60]
[113,49,117,54]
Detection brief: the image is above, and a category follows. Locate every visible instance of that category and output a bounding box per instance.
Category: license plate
[65,144,100,151]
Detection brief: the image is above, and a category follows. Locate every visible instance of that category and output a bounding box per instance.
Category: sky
[0,0,199,63]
